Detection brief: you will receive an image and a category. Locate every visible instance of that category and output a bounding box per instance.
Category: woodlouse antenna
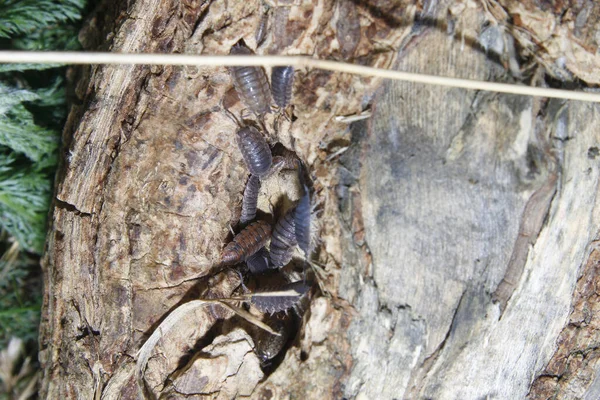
[220,100,243,127]
[228,267,249,293]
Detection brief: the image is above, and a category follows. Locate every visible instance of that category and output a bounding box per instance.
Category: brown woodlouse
[221,220,272,265]
[270,207,297,268]
[236,126,273,177]
[267,149,301,175]
[271,66,295,108]
[294,184,311,258]
[229,45,272,115]
[240,174,261,224]
[255,317,292,364]
[250,281,309,314]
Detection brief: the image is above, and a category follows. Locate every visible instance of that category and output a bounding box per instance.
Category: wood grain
[39,0,600,398]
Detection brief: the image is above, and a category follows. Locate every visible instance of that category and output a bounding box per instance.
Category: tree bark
[40,0,600,399]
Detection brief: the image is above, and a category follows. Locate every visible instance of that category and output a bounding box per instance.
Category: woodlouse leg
[255,116,274,142]
[259,156,285,180]
[220,100,243,127]
[240,108,252,121]
[282,107,292,123]
[308,260,330,297]
[229,267,249,293]
[273,112,287,139]
[267,199,275,215]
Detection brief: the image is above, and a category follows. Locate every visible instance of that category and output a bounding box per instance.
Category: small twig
[334,110,372,123]
[0,51,599,102]
[325,147,350,161]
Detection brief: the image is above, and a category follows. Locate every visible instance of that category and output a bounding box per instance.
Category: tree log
[40,0,600,399]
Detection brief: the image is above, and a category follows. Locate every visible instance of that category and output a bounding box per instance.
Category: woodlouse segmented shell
[236,126,272,177]
[255,12,269,47]
[294,185,311,257]
[240,174,261,224]
[251,281,310,314]
[271,66,294,108]
[229,45,272,115]
[246,247,271,274]
[270,207,297,267]
[221,220,272,265]
[255,318,291,363]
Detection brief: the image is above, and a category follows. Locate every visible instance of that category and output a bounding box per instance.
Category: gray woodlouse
[255,12,269,47]
[246,247,271,274]
[221,220,272,265]
[269,207,297,267]
[240,174,261,224]
[294,184,311,258]
[256,152,300,180]
[236,126,273,177]
[229,45,272,115]
[271,66,295,108]
[250,281,309,313]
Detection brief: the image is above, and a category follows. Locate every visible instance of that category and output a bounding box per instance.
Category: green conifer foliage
[0,0,86,253]
[0,0,85,39]
[0,0,87,355]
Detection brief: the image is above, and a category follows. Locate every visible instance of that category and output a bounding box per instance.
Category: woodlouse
[221,220,272,265]
[271,66,295,108]
[229,45,272,115]
[270,207,297,267]
[251,281,309,314]
[255,12,269,47]
[266,150,301,177]
[255,318,291,364]
[236,126,273,177]
[246,247,271,274]
[294,184,311,258]
[240,174,261,224]
[256,152,300,180]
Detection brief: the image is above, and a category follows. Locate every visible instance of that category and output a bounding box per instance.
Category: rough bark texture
[40,0,600,399]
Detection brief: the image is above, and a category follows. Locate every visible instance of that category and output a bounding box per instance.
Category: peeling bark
[40,0,600,399]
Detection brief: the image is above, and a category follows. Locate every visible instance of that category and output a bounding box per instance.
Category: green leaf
[0,153,52,253]
[0,238,43,347]
[0,0,85,39]
[0,108,59,163]
[0,63,65,73]
[12,23,81,51]
[0,83,39,111]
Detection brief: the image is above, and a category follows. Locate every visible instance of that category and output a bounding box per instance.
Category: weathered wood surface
[39,0,600,399]
[341,31,600,400]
